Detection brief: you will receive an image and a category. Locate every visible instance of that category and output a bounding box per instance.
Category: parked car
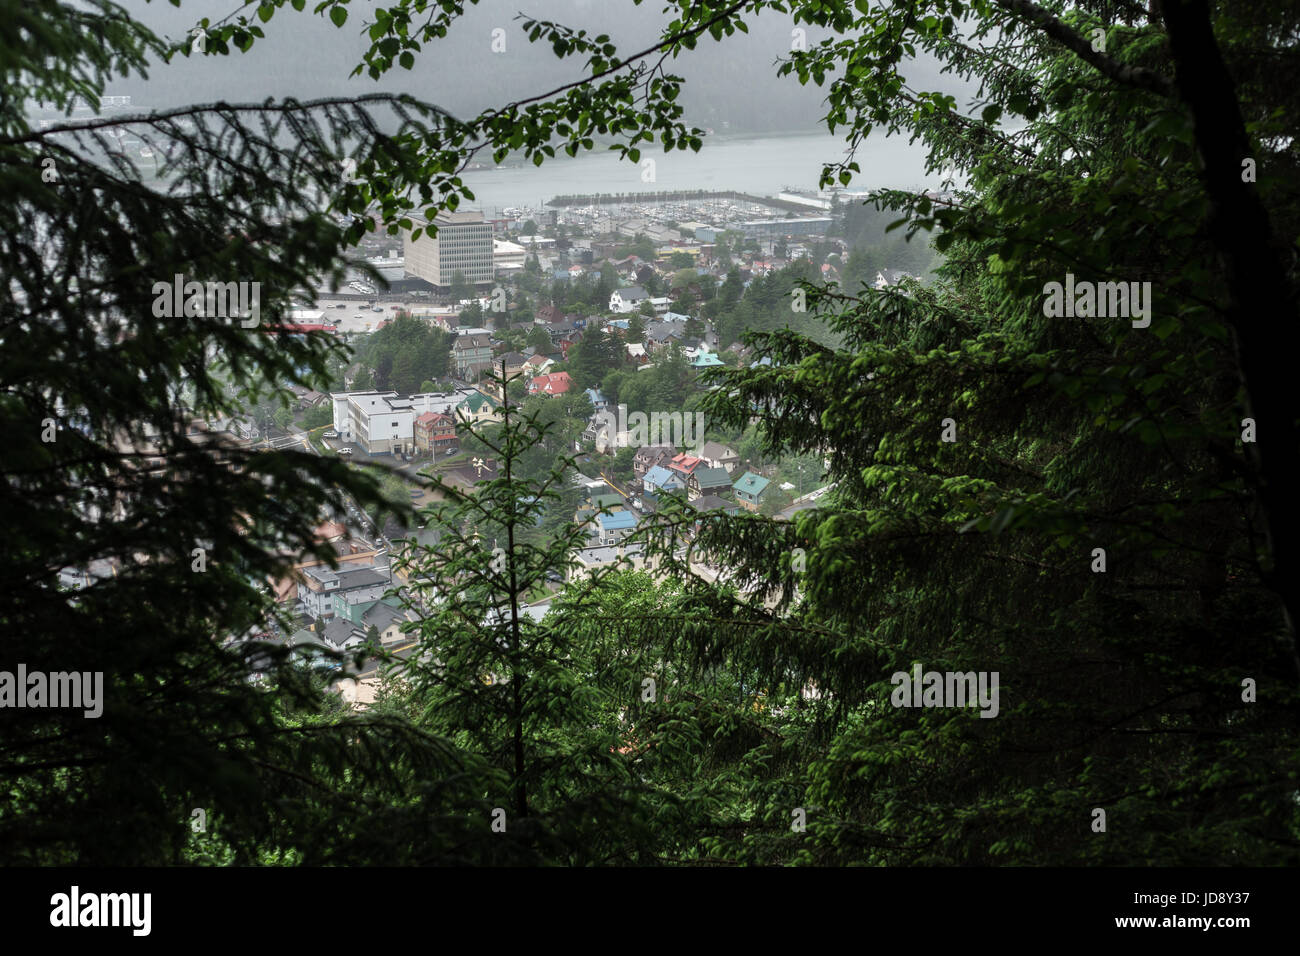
[323,430,338,439]
[335,303,347,309]
[372,306,383,313]
[338,447,353,456]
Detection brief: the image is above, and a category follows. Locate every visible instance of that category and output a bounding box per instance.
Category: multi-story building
[403,211,494,291]
[414,411,457,452]
[332,389,393,442]
[451,331,494,379]
[329,388,500,456]
[595,510,637,546]
[346,392,416,456]
[298,561,391,621]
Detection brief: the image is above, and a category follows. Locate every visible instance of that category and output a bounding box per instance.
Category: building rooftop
[598,510,638,531]
[734,471,771,495]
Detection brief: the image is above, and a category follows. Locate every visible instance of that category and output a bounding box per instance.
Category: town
[133,185,940,704]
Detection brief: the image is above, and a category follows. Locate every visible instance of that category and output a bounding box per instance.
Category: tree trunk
[1161,0,1300,671]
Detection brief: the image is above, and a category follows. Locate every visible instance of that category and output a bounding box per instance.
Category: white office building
[403,211,494,290]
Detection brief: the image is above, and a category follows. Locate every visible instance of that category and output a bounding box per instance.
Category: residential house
[609,285,650,313]
[536,304,564,325]
[528,371,574,396]
[331,583,398,625]
[687,466,733,500]
[699,440,740,475]
[414,411,457,453]
[362,603,416,645]
[451,332,494,379]
[522,352,556,376]
[575,492,626,526]
[611,255,642,278]
[666,453,705,483]
[545,318,582,344]
[633,444,676,479]
[583,388,610,414]
[691,494,740,516]
[875,268,917,289]
[583,413,627,454]
[596,509,637,546]
[645,322,685,350]
[317,618,366,652]
[457,390,502,424]
[691,351,724,368]
[641,464,683,494]
[496,351,528,380]
[732,471,771,511]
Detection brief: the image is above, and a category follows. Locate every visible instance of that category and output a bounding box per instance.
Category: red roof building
[414,411,458,451]
[667,453,704,479]
[527,371,574,396]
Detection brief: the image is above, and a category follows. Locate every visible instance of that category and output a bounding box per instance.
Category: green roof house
[733,471,771,511]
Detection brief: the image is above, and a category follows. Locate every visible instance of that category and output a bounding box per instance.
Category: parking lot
[309,297,412,334]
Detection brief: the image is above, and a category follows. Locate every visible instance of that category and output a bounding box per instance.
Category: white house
[609,286,650,313]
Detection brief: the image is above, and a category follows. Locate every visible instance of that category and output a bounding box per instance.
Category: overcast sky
[102,0,965,134]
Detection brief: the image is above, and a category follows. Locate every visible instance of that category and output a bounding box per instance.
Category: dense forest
[3,0,1298,869]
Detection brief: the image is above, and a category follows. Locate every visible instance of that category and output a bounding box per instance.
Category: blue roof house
[596,509,638,546]
[641,464,683,494]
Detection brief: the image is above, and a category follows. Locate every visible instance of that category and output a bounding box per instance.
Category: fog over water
[459,130,941,213]
[100,0,968,201]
